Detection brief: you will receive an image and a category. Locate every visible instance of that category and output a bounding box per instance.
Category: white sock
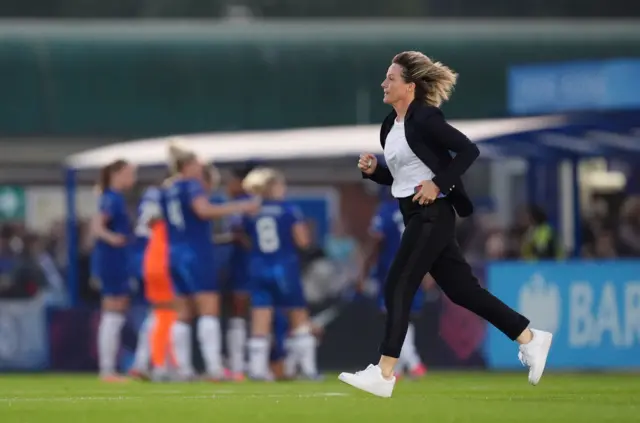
[283,337,296,378]
[171,320,194,378]
[247,337,270,379]
[290,326,317,378]
[197,316,223,378]
[97,312,125,376]
[131,313,153,372]
[399,323,421,370]
[227,317,246,374]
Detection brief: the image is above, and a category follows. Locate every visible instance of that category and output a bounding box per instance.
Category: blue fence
[4,260,640,372]
[485,260,640,369]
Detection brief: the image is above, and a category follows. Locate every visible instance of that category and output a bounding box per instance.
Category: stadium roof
[65,109,640,170]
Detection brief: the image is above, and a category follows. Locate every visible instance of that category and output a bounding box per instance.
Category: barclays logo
[487,261,640,369]
[518,273,561,334]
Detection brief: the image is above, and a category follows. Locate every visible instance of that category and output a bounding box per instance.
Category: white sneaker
[518,329,553,386]
[338,364,396,398]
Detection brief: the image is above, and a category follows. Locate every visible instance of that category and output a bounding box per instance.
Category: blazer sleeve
[361,165,393,186]
[361,116,395,186]
[424,113,480,195]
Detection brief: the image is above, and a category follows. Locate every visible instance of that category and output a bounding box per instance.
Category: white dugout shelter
[62,114,576,304]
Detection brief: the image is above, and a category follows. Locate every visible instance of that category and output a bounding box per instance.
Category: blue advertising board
[508,59,640,115]
[48,305,148,372]
[485,261,640,369]
[0,297,49,370]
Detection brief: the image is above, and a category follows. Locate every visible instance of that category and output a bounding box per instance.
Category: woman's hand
[412,180,440,205]
[357,153,378,175]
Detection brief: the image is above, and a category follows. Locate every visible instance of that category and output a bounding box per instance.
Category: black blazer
[362,100,480,217]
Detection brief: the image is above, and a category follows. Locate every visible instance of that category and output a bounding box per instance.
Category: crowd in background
[0,221,66,302]
[459,194,640,263]
[1,188,639,304]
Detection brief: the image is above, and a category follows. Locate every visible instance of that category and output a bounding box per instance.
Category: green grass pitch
[0,372,638,423]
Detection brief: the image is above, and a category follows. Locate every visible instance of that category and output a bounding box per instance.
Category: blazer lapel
[404,115,442,174]
[380,113,396,148]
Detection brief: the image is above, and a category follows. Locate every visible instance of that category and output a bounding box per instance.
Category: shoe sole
[530,332,553,386]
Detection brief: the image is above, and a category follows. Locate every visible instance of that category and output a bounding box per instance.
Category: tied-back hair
[97,159,129,193]
[167,140,197,173]
[392,51,458,107]
[165,140,197,186]
[242,167,283,197]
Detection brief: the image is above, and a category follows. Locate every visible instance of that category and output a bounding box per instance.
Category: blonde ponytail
[392,51,458,107]
[166,139,197,175]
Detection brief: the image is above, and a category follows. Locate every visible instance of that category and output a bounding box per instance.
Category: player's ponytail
[167,139,196,174]
[165,140,197,186]
[97,164,112,194]
[96,159,128,193]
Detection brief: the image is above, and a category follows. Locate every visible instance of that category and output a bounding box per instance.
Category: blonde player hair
[164,140,197,186]
[392,51,458,107]
[242,167,284,197]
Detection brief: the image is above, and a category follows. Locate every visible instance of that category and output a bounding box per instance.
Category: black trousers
[379,197,530,358]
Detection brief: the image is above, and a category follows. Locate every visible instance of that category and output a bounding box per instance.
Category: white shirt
[383,120,435,198]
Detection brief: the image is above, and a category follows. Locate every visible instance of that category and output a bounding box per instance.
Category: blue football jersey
[370,200,404,278]
[91,188,132,295]
[94,189,131,258]
[132,186,162,254]
[162,178,212,250]
[243,199,303,262]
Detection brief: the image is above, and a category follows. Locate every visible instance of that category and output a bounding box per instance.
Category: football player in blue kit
[162,145,260,381]
[358,188,427,378]
[90,159,137,382]
[128,184,163,380]
[241,168,319,380]
[223,166,255,381]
